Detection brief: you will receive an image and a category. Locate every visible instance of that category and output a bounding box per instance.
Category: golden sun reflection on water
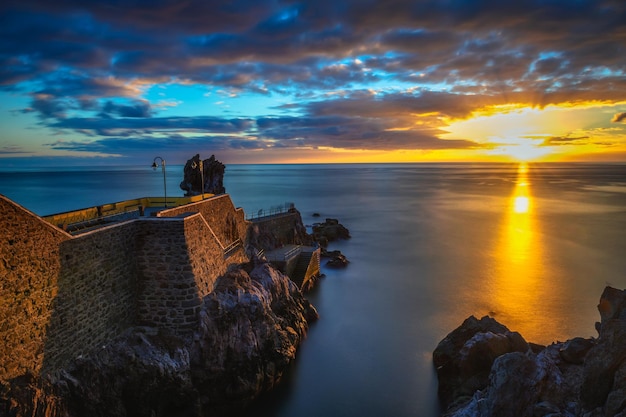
[489,163,546,340]
[513,196,529,214]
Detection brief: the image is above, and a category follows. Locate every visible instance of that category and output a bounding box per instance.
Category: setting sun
[441,104,626,163]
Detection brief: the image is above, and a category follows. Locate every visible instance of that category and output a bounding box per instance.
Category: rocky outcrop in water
[433,286,626,417]
[312,218,350,248]
[321,249,350,269]
[180,154,226,196]
[1,262,317,417]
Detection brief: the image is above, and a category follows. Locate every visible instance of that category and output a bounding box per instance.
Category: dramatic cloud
[101,100,153,118]
[1,0,625,161]
[612,112,626,123]
[50,116,254,136]
[542,136,590,146]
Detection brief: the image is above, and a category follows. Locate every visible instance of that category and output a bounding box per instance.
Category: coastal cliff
[433,286,626,417]
[2,261,317,417]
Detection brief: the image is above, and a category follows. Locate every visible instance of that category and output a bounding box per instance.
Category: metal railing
[246,202,295,220]
[265,245,302,262]
[223,239,242,258]
[43,195,210,231]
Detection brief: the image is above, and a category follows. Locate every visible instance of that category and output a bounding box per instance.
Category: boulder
[559,337,595,364]
[433,315,530,408]
[321,249,350,269]
[180,154,226,196]
[312,218,350,248]
[325,253,349,269]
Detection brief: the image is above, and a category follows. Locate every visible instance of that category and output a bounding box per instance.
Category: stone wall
[247,211,312,252]
[135,218,201,330]
[0,196,70,381]
[135,213,248,330]
[43,221,139,372]
[182,213,248,293]
[159,194,248,248]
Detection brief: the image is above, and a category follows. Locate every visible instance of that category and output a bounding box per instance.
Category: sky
[1,0,626,166]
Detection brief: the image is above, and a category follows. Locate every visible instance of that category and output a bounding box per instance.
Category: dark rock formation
[323,251,349,269]
[580,287,626,414]
[312,218,350,248]
[433,315,530,409]
[434,286,626,417]
[1,262,317,417]
[559,337,594,364]
[180,154,226,196]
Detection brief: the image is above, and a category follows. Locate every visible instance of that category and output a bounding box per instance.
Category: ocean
[2,162,626,416]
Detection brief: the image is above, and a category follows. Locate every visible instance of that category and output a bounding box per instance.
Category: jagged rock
[580,288,626,414]
[180,154,226,196]
[325,254,349,269]
[0,262,317,417]
[321,249,350,268]
[191,262,318,414]
[559,337,595,364]
[581,321,626,412]
[435,286,626,417]
[312,218,350,248]
[433,315,529,408]
[480,352,540,416]
[438,334,585,417]
[320,249,342,258]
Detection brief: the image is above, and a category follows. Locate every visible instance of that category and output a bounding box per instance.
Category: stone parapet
[0,196,70,380]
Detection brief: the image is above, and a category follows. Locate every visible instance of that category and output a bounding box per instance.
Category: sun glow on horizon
[440,103,626,163]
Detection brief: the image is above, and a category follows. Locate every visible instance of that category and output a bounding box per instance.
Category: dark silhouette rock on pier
[180,154,226,196]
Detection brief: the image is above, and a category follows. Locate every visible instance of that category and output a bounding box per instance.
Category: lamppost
[191,158,204,199]
[151,156,167,208]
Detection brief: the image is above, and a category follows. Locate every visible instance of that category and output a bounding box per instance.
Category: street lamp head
[151,156,167,207]
[152,156,165,170]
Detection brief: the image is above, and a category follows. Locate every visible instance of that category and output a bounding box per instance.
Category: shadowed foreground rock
[1,262,318,417]
[433,286,626,417]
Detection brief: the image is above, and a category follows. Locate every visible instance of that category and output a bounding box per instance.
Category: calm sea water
[2,163,626,417]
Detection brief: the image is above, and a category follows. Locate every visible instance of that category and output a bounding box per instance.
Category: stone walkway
[265,244,301,261]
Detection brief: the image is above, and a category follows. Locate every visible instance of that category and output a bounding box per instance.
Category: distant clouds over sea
[1,0,626,165]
